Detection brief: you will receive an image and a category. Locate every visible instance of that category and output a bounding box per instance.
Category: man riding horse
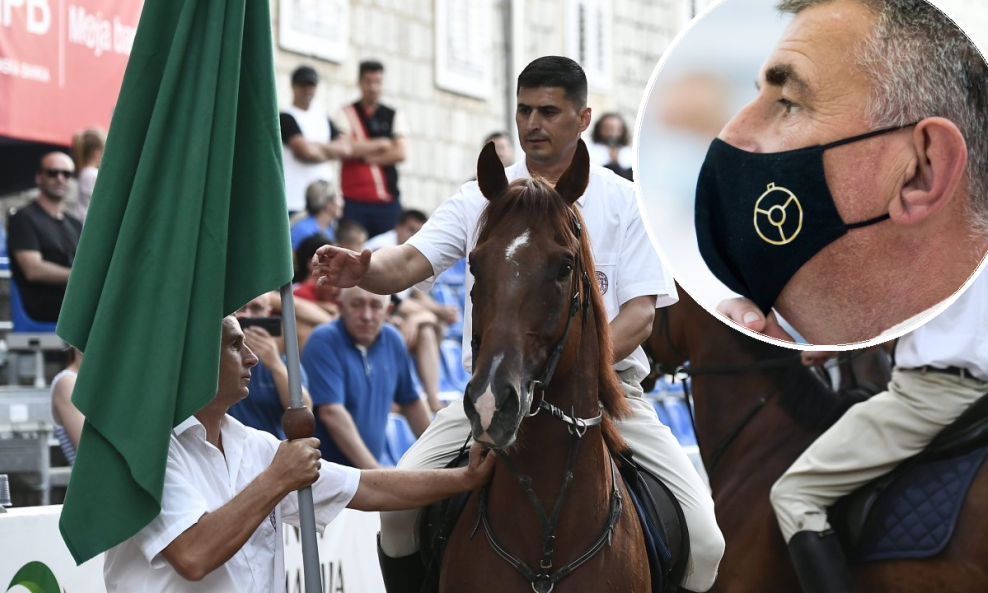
[707,1,988,591]
[313,56,725,592]
[772,271,988,593]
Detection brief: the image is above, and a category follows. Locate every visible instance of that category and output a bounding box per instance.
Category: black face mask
[694,124,914,314]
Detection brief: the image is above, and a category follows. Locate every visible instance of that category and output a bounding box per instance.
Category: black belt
[905,365,975,379]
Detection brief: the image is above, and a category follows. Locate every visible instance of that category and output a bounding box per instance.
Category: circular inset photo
[636,0,988,348]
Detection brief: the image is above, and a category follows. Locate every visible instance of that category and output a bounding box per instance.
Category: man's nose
[244,345,259,368]
[521,113,540,132]
[717,101,763,153]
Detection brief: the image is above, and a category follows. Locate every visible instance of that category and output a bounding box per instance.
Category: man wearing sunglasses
[7,152,83,322]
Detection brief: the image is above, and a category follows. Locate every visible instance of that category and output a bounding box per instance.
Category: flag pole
[280,285,322,593]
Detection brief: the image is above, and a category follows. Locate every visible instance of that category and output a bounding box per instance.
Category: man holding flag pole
[53,0,491,590]
[100,315,492,590]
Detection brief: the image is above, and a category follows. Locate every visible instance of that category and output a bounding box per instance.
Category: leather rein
[469,211,622,593]
[653,308,802,471]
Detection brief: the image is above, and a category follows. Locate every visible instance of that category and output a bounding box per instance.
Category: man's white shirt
[896,271,988,381]
[282,104,336,213]
[103,415,360,592]
[406,159,676,383]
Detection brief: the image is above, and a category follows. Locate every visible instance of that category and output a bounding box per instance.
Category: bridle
[470,211,592,400]
[469,209,623,593]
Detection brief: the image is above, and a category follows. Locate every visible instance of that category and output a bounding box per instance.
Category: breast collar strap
[473,435,622,593]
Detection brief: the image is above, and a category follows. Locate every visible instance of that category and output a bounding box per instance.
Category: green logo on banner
[6,561,61,593]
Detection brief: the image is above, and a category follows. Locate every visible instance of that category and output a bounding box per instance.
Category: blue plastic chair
[438,339,471,394]
[380,413,417,466]
[430,258,467,341]
[652,399,673,428]
[661,394,698,448]
[8,271,57,333]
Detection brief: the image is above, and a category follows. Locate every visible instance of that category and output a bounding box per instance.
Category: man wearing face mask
[8,152,84,323]
[692,1,988,592]
[695,0,988,345]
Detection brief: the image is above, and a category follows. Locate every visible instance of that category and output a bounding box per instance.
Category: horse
[646,285,988,592]
[439,140,650,592]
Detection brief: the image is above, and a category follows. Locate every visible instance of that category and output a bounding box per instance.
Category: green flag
[56,0,292,564]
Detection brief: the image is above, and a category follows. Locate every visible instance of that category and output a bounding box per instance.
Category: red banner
[0,0,143,146]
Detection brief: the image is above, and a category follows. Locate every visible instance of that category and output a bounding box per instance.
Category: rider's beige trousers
[771,368,988,542]
[379,372,726,592]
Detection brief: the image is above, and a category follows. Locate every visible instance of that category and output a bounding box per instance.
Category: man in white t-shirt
[766,271,988,593]
[312,56,725,592]
[103,315,494,592]
[280,66,351,215]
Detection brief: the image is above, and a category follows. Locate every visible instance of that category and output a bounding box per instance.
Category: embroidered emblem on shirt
[596,271,609,295]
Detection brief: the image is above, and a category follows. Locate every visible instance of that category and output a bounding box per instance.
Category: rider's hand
[312,246,372,289]
[716,298,796,342]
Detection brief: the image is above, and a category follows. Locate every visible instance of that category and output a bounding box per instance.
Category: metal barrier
[0,385,67,505]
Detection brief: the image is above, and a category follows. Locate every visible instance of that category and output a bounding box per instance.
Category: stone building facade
[271,0,683,213]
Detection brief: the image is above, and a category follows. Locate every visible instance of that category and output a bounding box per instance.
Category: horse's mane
[477,177,629,453]
[737,337,866,429]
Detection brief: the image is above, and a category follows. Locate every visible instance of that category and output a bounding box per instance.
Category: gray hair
[304,179,337,216]
[778,0,988,235]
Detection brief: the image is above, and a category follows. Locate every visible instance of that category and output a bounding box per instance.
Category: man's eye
[778,98,797,115]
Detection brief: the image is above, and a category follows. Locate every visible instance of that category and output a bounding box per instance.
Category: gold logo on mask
[754,183,802,245]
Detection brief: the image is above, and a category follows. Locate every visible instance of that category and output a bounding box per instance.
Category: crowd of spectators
[4,58,626,474]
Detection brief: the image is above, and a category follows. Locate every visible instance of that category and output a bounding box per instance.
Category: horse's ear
[477,141,509,201]
[554,139,590,206]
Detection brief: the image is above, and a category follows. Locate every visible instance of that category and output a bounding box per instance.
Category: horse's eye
[557,264,573,280]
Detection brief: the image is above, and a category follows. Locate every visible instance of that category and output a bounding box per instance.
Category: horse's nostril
[499,386,521,423]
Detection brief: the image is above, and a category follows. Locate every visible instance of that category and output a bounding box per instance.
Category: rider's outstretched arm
[359,244,435,296]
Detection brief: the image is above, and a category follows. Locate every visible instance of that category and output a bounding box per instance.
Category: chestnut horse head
[462,139,627,450]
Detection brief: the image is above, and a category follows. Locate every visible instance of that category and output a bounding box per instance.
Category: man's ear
[890,117,967,225]
[579,106,592,133]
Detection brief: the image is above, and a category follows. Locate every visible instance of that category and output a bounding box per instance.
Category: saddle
[830,393,988,561]
[419,448,690,593]
[615,449,691,593]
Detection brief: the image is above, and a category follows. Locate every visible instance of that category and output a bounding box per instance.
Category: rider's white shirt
[406,159,676,383]
[895,271,988,381]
